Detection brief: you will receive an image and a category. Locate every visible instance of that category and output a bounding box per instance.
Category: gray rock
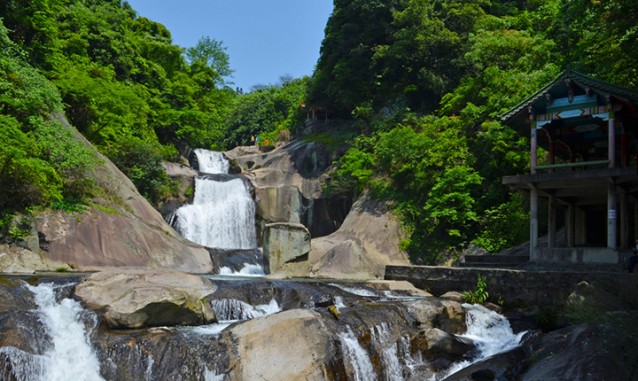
[306,193,411,279]
[0,244,71,273]
[224,309,334,381]
[74,268,217,329]
[263,222,311,273]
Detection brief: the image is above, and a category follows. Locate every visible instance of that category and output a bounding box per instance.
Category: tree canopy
[3,0,638,263]
[315,0,638,263]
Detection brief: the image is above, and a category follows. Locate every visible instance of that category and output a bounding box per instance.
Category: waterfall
[371,323,403,380]
[219,263,265,276]
[0,283,103,381]
[435,303,526,380]
[210,298,280,322]
[194,149,229,174]
[338,327,377,381]
[174,149,257,250]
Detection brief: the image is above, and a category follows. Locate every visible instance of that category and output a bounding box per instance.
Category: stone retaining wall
[385,265,638,308]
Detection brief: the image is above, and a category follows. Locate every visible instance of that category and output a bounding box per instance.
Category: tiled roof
[500,70,638,125]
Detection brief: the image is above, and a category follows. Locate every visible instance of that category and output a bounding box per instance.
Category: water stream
[337,303,525,381]
[173,149,259,258]
[0,283,103,381]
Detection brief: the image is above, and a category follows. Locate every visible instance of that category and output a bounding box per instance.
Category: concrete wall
[535,247,619,264]
[385,265,638,309]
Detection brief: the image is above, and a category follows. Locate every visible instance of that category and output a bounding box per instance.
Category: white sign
[608,209,617,219]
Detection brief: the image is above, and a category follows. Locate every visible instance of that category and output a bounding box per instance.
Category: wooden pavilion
[502,70,638,265]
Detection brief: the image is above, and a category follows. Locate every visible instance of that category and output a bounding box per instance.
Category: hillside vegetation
[308,0,638,263]
[1,0,637,263]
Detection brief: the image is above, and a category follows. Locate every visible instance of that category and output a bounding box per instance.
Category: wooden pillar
[608,181,617,249]
[566,204,576,247]
[620,188,629,249]
[548,195,557,248]
[608,114,616,168]
[531,128,538,174]
[530,184,539,260]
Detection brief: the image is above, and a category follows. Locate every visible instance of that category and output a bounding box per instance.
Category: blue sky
[125,0,333,91]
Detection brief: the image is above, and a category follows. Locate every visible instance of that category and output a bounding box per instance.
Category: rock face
[0,244,70,273]
[158,161,197,218]
[224,309,334,381]
[276,194,411,279]
[28,113,213,274]
[228,141,410,279]
[262,222,311,273]
[74,268,216,329]
[225,141,352,239]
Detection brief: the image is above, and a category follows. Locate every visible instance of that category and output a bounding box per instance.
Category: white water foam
[436,303,526,379]
[174,176,257,249]
[0,283,103,381]
[338,327,377,381]
[210,298,281,322]
[329,283,380,297]
[194,149,229,174]
[203,366,225,381]
[371,323,402,380]
[218,263,265,276]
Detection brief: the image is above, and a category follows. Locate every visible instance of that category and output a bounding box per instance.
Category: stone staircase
[460,254,530,268]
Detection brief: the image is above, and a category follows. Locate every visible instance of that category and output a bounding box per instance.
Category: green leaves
[186,36,232,86]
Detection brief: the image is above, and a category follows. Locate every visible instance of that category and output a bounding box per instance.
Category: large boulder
[30,113,213,274]
[223,309,335,381]
[74,268,216,329]
[262,222,311,273]
[275,193,411,279]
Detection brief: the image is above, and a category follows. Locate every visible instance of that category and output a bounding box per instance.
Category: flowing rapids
[336,303,524,381]
[0,283,103,381]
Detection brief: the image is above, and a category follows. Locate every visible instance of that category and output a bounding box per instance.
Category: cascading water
[338,327,377,381]
[194,148,230,174]
[173,149,258,250]
[337,303,525,381]
[0,283,103,381]
[434,303,526,380]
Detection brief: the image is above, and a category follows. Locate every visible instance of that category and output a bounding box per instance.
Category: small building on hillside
[502,70,638,265]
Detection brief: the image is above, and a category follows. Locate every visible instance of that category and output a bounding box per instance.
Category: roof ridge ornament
[564,78,575,103]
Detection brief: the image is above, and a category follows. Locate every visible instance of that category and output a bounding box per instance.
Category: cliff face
[226,140,410,279]
[0,113,212,274]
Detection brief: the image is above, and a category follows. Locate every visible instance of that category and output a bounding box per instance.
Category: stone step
[458,262,527,269]
[463,255,530,264]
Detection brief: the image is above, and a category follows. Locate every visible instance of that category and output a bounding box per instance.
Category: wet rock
[75,268,216,329]
[0,279,46,355]
[443,346,528,381]
[207,248,266,274]
[420,328,474,366]
[365,279,432,297]
[440,291,465,303]
[226,140,350,239]
[518,320,637,381]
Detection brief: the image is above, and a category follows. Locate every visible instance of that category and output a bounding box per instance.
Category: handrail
[535,159,609,170]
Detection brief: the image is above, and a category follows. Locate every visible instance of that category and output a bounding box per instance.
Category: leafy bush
[464,275,489,304]
[105,137,172,205]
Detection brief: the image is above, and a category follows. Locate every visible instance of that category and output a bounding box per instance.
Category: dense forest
[1,0,637,264]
